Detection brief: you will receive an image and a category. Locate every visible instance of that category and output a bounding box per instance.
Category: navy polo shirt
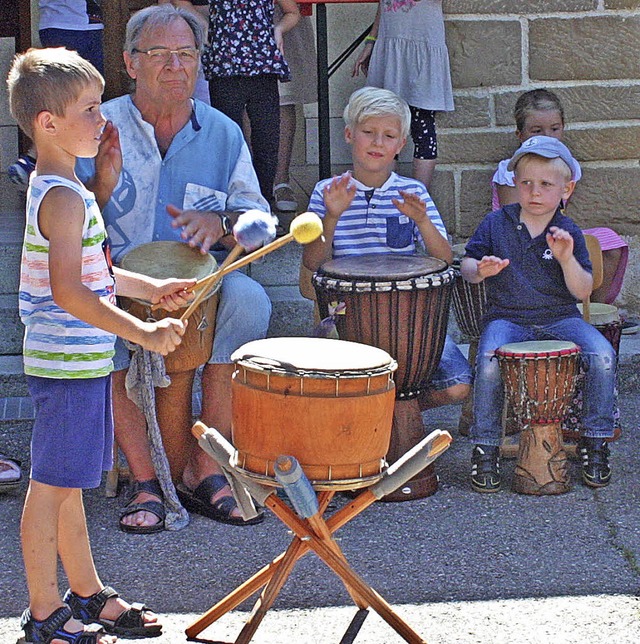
[465,204,592,327]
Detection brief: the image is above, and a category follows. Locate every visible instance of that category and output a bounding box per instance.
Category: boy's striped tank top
[19,175,116,378]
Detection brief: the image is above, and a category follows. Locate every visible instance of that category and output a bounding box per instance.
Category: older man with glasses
[78,4,272,533]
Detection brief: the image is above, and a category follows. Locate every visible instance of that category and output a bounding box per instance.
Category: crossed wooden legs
[185,487,427,644]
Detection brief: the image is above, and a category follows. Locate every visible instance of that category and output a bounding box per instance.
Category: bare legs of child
[21,480,160,642]
[413,157,437,191]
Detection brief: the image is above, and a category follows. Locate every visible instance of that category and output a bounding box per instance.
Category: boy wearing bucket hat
[461,136,616,493]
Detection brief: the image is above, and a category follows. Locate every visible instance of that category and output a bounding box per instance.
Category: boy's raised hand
[141,318,187,356]
[546,226,575,264]
[393,190,427,223]
[93,121,122,206]
[477,255,510,279]
[323,172,356,220]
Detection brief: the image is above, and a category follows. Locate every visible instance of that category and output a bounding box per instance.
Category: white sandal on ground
[273,183,298,213]
[0,454,22,490]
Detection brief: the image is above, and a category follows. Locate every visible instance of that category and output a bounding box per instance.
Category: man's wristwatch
[218,213,232,237]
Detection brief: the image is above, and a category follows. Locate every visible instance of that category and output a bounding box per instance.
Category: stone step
[0,243,21,295]
[0,355,28,399]
[0,294,23,355]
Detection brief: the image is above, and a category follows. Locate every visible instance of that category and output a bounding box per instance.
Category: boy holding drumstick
[8,47,193,641]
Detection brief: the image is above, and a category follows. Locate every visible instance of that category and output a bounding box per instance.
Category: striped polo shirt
[308,172,447,257]
[19,175,116,378]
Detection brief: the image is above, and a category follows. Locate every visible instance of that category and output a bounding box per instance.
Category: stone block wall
[308,1,640,313]
[1,2,638,311]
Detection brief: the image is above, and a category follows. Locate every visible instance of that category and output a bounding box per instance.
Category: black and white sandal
[64,586,162,638]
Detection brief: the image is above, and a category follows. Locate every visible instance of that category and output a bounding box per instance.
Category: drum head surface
[120,241,216,280]
[319,254,447,281]
[497,340,578,356]
[232,337,396,373]
[577,303,620,325]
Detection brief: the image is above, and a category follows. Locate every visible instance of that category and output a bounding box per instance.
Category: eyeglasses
[132,47,199,65]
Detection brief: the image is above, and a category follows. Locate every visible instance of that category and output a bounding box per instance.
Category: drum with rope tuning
[495,340,580,496]
[119,241,220,373]
[312,254,455,501]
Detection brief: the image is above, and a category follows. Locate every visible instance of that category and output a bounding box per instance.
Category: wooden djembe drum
[313,254,455,501]
[119,241,220,478]
[495,341,581,495]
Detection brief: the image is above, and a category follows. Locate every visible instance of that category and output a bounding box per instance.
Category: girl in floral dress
[202,0,300,202]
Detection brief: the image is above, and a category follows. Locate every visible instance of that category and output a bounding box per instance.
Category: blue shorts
[27,375,113,488]
[425,335,472,392]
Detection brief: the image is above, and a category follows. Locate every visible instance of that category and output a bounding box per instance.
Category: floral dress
[201,0,290,80]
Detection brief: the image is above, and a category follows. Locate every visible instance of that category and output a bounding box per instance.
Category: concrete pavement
[1,378,639,643]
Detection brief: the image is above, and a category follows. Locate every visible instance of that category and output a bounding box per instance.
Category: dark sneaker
[471,445,501,493]
[579,437,611,488]
[8,154,36,186]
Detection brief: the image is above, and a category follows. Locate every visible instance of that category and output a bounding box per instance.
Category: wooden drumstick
[181,212,323,323]
[150,209,276,315]
[178,244,243,322]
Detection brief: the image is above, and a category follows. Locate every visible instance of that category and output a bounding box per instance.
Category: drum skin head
[119,241,219,304]
[120,241,216,281]
[319,254,447,281]
[231,337,397,374]
[497,340,579,357]
[577,303,620,326]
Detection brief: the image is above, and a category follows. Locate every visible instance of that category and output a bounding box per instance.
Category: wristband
[364,35,377,43]
[218,213,232,237]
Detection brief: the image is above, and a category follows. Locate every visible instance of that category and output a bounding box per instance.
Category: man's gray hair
[125,4,205,54]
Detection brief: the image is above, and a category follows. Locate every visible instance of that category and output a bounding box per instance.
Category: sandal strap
[273,182,292,192]
[119,499,166,523]
[0,453,21,468]
[125,478,163,505]
[112,601,153,630]
[192,473,228,500]
[20,605,106,644]
[21,606,71,641]
[65,586,119,622]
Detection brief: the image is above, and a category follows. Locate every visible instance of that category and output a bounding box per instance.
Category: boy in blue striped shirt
[304,86,470,410]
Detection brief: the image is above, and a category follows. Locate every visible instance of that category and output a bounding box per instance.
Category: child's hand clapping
[392,190,428,223]
[546,226,575,264]
[477,256,510,279]
[323,172,357,220]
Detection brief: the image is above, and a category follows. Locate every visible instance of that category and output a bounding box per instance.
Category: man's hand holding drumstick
[179,211,324,322]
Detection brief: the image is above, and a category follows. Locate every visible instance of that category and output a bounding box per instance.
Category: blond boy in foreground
[8,48,194,643]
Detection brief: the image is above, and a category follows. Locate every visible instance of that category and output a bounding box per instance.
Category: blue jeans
[427,335,472,391]
[113,271,272,370]
[472,318,616,447]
